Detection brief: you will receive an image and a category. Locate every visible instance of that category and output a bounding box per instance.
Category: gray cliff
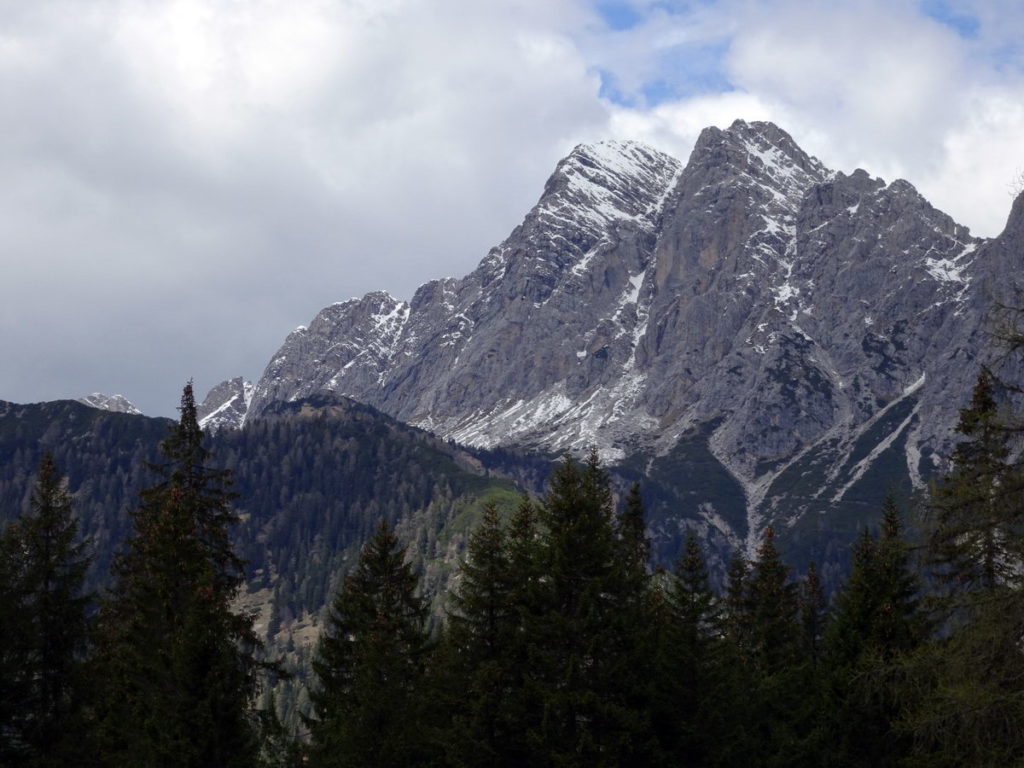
[197,377,253,432]
[217,121,1024,550]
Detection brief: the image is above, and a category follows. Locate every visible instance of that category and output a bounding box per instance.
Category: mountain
[197,376,253,431]
[77,393,142,415]
[215,119,1024,555]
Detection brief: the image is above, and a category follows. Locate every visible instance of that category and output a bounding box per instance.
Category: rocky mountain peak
[539,140,681,227]
[77,393,142,415]
[688,119,826,188]
[1004,189,1024,241]
[213,119,1024,553]
[197,377,253,432]
[245,290,410,421]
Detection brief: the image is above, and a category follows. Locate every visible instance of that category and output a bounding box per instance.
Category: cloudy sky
[2,0,1023,416]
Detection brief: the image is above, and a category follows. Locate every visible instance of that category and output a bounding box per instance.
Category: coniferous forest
[3,363,1024,767]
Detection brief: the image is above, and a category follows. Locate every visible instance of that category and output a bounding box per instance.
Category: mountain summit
[203,120,1021,549]
[77,393,142,415]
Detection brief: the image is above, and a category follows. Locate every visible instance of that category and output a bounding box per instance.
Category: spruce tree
[307,520,433,768]
[745,527,800,673]
[527,452,654,766]
[443,504,525,768]
[723,550,751,648]
[506,494,540,607]
[822,498,923,767]
[873,498,923,659]
[501,494,544,760]
[905,370,1024,766]
[0,453,91,767]
[617,482,649,582]
[929,368,1020,597]
[799,562,826,666]
[657,529,724,765]
[726,528,804,767]
[93,384,263,768]
[0,526,27,765]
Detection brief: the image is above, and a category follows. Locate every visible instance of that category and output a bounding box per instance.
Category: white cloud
[923,88,1024,236]
[2,0,1024,414]
[597,0,1024,236]
[0,0,607,413]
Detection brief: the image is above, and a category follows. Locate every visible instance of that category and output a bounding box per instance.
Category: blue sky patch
[597,35,732,108]
[920,0,980,37]
[594,1,645,30]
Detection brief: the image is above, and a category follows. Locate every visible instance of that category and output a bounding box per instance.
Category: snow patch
[535,140,681,238]
[903,372,926,396]
[923,242,975,298]
[77,393,143,415]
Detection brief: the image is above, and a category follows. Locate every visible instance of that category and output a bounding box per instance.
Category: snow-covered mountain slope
[197,377,253,432]
[213,120,1024,550]
[77,393,142,415]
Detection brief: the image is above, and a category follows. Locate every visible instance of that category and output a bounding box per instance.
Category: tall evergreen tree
[442,504,526,768]
[799,562,826,667]
[501,494,544,760]
[905,370,1024,766]
[0,453,91,767]
[505,494,540,608]
[0,524,26,764]
[929,369,1020,597]
[723,528,805,767]
[307,520,433,768]
[822,498,923,768]
[745,527,800,673]
[527,452,655,766]
[723,550,751,648]
[93,384,263,768]
[656,529,724,766]
[617,482,649,582]
[873,498,924,659]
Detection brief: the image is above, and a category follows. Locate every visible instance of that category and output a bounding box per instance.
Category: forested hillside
[4,363,1024,766]
[0,393,529,726]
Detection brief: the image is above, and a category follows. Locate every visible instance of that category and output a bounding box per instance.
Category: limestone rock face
[217,121,1024,543]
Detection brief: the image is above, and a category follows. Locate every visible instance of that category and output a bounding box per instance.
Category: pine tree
[0,453,91,767]
[822,498,923,767]
[724,528,804,767]
[745,527,800,673]
[656,528,724,765]
[307,520,433,768]
[799,562,826,666]
[93,384,263,768]
[905,370,1024,766]
[929,369,1019,597]
[442,504,525,768]
[526,452,654,766]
